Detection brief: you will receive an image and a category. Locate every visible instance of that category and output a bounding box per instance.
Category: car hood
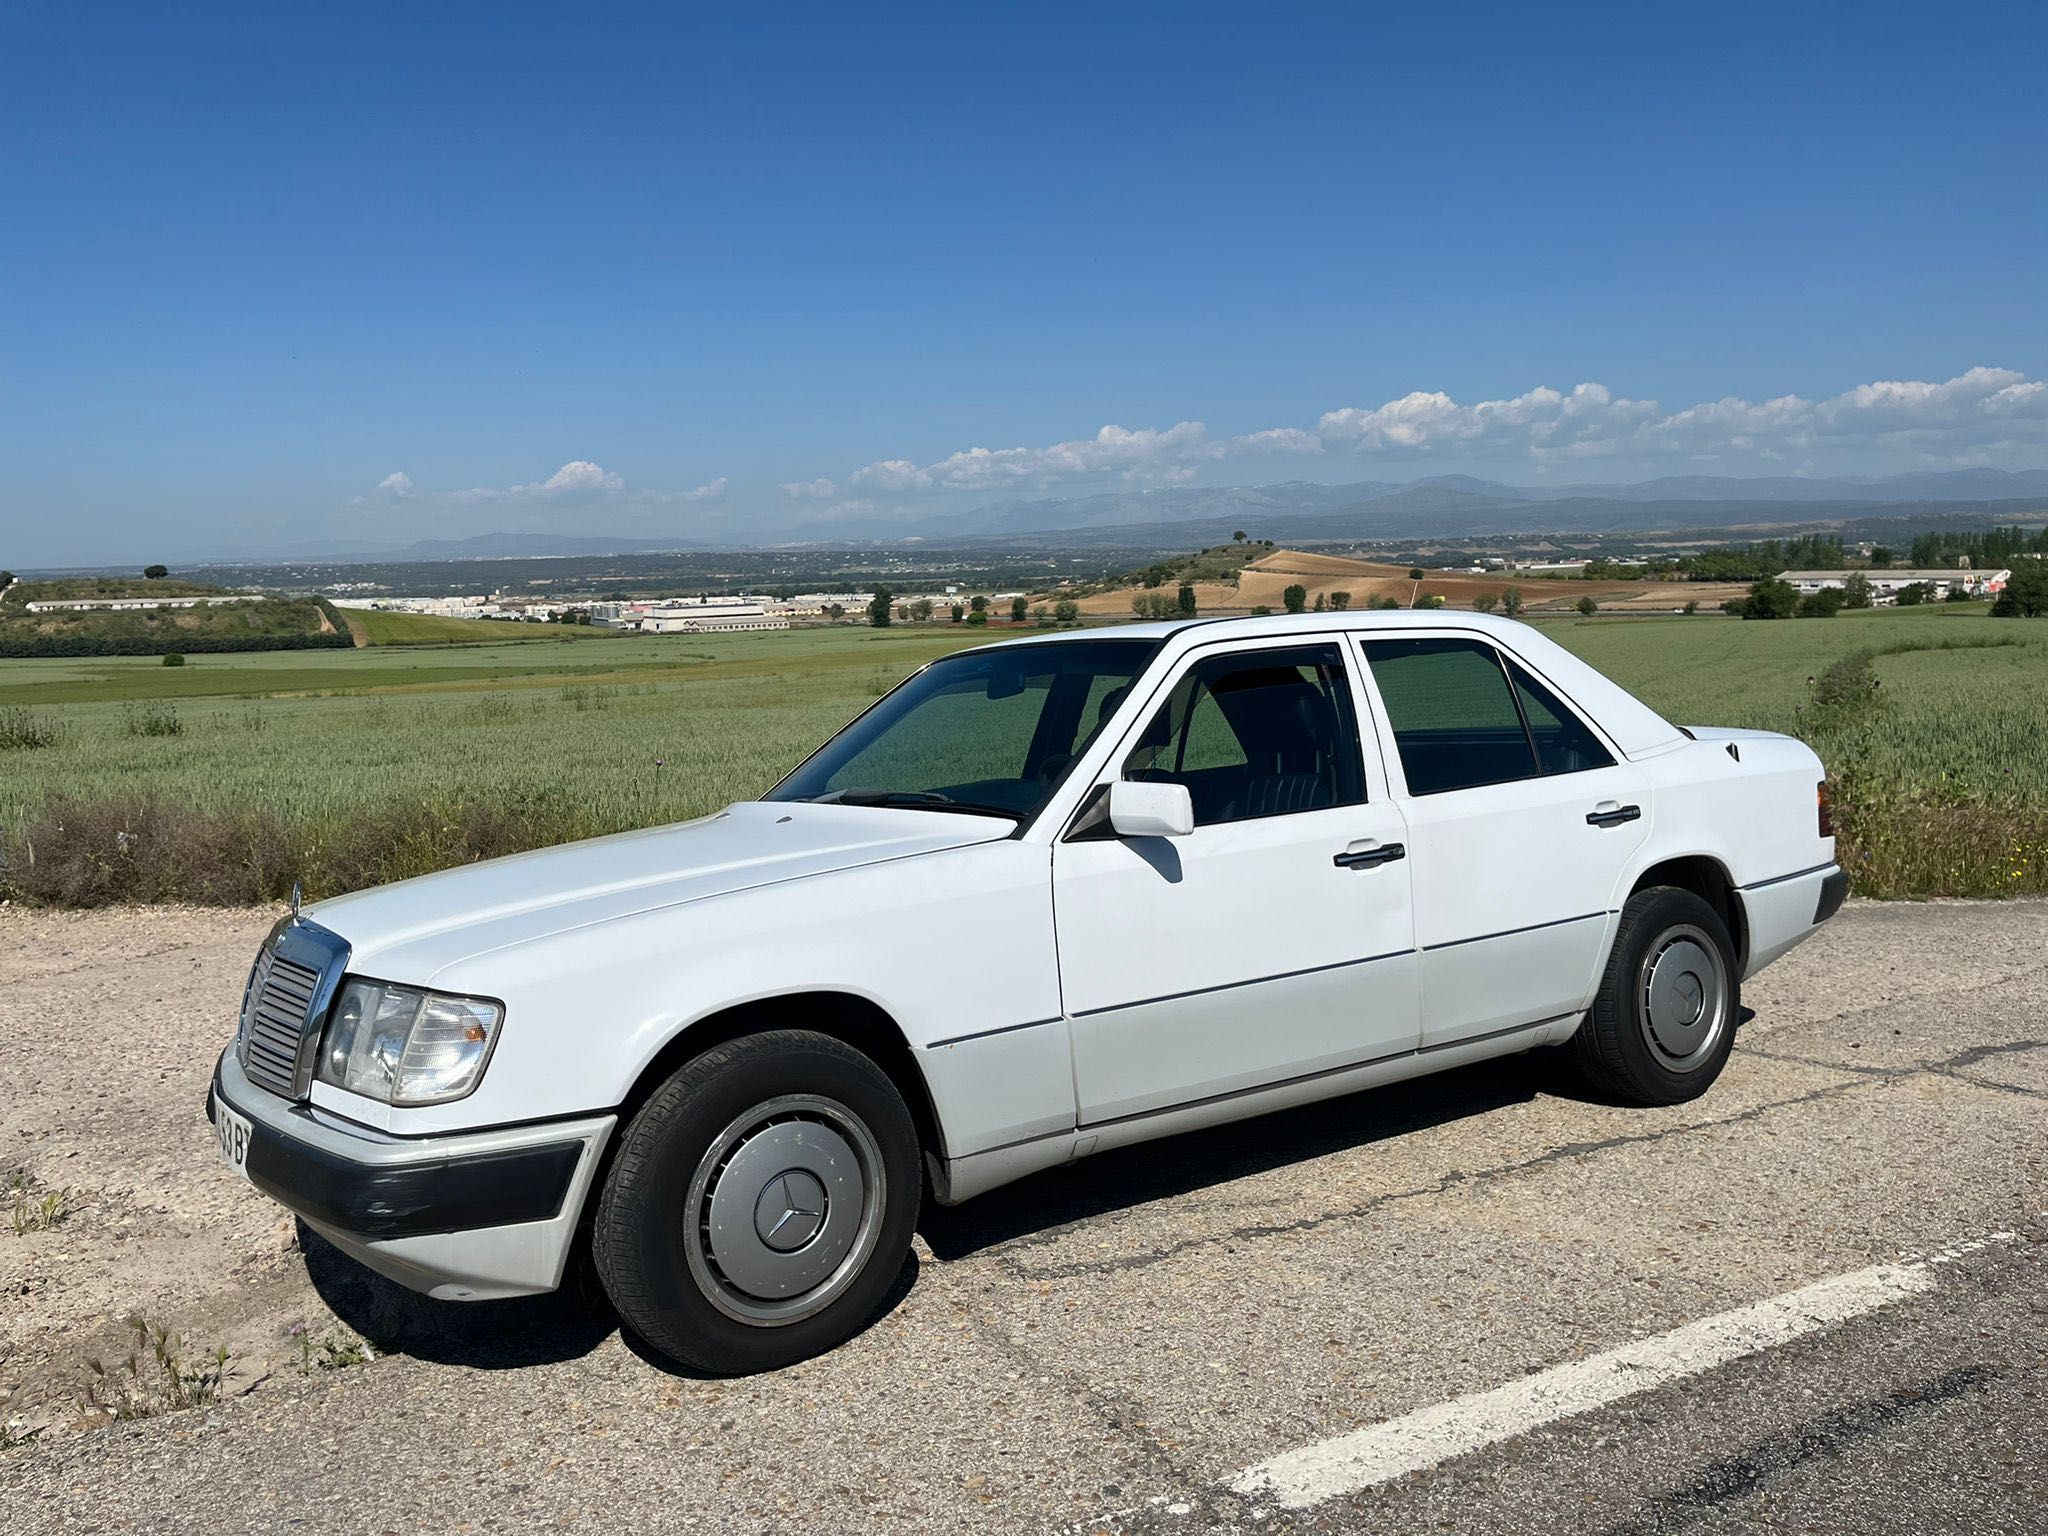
[305,801,1013,981]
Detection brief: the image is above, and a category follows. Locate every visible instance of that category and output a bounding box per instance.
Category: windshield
[767,639,1162,822]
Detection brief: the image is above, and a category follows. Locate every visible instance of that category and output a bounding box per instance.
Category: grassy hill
[0,578,351,657]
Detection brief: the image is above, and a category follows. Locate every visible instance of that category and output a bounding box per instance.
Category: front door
[1353,633,1651,1047]
[1053,639,1420,1126]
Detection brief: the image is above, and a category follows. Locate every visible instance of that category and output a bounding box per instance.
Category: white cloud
[781,477,838,499]
[375,470,414,497]
[851,421,1220,493]
[527,459,624,494]
[680,476,728,502]
[1233,427,1324,455]
[821,368,2046,497]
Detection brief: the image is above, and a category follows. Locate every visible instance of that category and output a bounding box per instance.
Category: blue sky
[2,1,2044,563]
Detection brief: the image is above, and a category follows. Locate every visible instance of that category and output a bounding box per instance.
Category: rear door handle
[1334,842,1406,869]
[1586,804,1642,827]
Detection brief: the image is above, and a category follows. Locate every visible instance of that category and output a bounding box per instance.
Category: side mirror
[1108,779,1194,839]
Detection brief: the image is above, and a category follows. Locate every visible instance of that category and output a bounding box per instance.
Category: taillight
[1817,780,1834,839]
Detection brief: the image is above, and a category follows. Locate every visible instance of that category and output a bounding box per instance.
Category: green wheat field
[1,605,2041,904]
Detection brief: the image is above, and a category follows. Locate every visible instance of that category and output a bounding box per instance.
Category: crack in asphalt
[991,1039,2047,1285]
[1590,1365,1997,1536]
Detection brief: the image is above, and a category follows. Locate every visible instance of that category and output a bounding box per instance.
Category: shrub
[1328,591,1351,611]
[1471,591,1498,613]
[1500,587,1525,618]
[1052,598,1079,625]
[1894,582,1928,606]
[0,708,60,752]
[1177,582,1197,617]
[1798,588,1847,618]
[1283,584,1307,614]
[1010,596,1029,623]
[1407,568,1425,581]
[162,653,186,667]
[1575,596,1599,616]
[964,609,988,627]
[122,702,183,738]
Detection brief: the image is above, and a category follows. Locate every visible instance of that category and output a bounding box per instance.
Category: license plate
[214,1094,254,1183]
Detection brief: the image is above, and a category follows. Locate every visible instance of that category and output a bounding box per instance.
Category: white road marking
[1230,1234,2019,1511]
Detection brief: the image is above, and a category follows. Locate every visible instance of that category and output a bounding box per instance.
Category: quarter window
[1123,644,1364,825]
[1507,656,1614,775]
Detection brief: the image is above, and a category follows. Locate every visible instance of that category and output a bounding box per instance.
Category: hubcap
[1638,924,1728,1072]
[684,1094,885,1327]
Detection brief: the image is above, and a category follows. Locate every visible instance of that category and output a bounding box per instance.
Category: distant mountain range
[183,468,2048,564]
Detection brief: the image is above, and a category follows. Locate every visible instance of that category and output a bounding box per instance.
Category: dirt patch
[1059,549,1748,616]
[0,905,361,1440]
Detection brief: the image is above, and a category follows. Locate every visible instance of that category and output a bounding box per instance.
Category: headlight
[316,979,503,1106]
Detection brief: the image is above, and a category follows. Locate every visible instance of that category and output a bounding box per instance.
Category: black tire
[1568,887,1740,1106]
[591,1029,921,1374]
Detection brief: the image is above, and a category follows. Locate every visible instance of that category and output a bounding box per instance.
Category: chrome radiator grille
[238,945,327,1098]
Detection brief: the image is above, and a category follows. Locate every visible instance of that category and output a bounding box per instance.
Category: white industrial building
[593,598,789,633]
[24,594,266,612]
[1781,568,2009,603]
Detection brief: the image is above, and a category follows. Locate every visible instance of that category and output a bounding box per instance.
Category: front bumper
[209,1048,614,1301]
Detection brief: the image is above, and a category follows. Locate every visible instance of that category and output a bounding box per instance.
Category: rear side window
[1363,637,1615,794]
[1362,637,1535,794]
[1124,644,1364,826]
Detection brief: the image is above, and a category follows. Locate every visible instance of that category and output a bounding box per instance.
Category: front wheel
[1568,887,1740,1105]
[591,1029,921,1374]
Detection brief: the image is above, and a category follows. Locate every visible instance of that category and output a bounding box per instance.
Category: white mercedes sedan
[209,611,1844,1373]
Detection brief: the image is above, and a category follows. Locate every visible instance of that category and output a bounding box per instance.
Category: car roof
[973,611,1685,759]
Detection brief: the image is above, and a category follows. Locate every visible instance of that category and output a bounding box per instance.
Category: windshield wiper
[806,789,1023,821]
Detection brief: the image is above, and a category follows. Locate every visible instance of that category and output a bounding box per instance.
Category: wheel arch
[615,991,949,1164]
[1624,853,1748,972]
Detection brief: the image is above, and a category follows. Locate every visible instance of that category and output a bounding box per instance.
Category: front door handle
[1334,842,1406,869]
[1586,804,1642,827]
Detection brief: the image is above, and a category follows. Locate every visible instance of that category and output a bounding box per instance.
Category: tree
[1283,583,1308,614]
[950,602,965,623]
[1233,530,1247,543]
[1415,593,1445,610]
[1743,578,1799,619]
[1328,591,1351,611]
[1991,562,2048,617]
[1500,586,1525,618]
[1842,572,1873,609]
[1010,595,1028,623]
[1870,546,1894,569]
[1312,593,1326,612]
[1894,582,1928,606]
[1471,591,1498,613]
[0,570,14,587]
[969,594,987,613]
[909,598,934,621]
[1176,581,1197,617]
[824,602,845,620]
[1407,567,1425,582]
[965,608,988,627]
[1682,599,1698,615]
[1797,588,1846,618]
[1575,596,1599,616]
[895,605,909,621]
[867,587,894,628]
[143,564,168,580]
[1053,598,1079,625]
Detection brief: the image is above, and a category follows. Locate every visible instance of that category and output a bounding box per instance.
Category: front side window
[768,639,1159,821]
[1123,644,1363,826]
[1362,636,1613,794]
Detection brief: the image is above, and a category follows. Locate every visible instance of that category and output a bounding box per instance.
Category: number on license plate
[214,1095,254,1183]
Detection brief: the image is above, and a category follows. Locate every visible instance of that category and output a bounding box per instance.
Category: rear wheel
[1568,887,1739,1105]
[592,1029,920,1374]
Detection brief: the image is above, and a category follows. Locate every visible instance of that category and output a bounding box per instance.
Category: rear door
[1053,638,1419,1125]
[1352,633,1649,1047]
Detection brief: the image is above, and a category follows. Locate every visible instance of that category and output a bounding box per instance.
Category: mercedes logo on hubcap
[754,1170,828,1252]
[1674,972,1704,1025]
